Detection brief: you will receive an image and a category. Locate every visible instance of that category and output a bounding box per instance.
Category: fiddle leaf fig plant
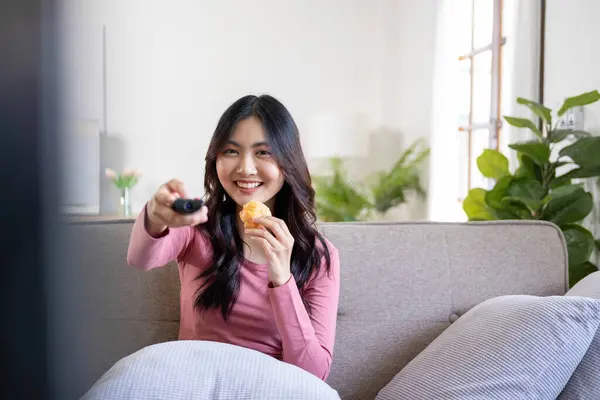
[463,90,600,288]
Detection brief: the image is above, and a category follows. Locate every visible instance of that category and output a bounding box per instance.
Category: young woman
[126,94,341,380]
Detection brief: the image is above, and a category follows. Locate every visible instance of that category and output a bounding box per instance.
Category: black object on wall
[538,0,546,131]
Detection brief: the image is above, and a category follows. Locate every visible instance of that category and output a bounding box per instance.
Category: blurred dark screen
[0,0,60,398]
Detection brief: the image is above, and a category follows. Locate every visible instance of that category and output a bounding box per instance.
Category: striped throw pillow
[558,271,600,399]
[376,295,600,400]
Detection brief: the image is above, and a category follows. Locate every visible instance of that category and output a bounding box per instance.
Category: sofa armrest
[565,271,600,299]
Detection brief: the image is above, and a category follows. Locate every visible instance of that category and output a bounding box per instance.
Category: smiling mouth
[236,181,263,189]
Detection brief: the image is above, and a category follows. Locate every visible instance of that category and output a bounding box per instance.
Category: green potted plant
[312,157,372,222]
[313,139,429,222]
[367,139,429,215]
[462,90,600,287]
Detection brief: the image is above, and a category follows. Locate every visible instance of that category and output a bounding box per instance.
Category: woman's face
[216,116,285,210]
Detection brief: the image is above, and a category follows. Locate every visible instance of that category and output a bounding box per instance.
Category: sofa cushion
[81,340,340,400]
[375,294,600,400]
[558,271,600,399]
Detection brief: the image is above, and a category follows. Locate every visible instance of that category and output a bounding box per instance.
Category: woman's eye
[256,150,271,156]
[222,149,237,155]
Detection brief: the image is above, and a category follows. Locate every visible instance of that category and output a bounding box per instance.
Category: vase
[120,187,132,217]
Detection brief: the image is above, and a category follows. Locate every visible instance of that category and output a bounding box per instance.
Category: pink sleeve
[126,204,194,270]
[267,245,341,380]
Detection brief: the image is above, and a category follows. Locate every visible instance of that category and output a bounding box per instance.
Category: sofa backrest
[63,219,568,400]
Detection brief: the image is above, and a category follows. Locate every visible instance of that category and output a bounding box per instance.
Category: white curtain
[427,0,468,221]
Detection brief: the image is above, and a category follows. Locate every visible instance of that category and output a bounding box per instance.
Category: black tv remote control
[171,198,204,214]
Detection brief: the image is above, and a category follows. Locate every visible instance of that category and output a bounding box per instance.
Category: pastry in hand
[239,200,271,229]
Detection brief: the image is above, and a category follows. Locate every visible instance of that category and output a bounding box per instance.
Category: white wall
[63,0,438,219]
[370,0,437,221]
[545,0,600,261]
[377,0,437,147]
[545,0,600,128]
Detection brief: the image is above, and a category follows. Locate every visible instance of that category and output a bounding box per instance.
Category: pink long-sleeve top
[126,207,341,380]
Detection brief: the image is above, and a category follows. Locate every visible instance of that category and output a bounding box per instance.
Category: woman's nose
[237,154,257,175]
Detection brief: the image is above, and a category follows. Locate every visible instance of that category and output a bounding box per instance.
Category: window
[457,0,505,199]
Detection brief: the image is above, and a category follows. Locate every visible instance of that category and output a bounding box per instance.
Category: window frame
[457,0,505,196]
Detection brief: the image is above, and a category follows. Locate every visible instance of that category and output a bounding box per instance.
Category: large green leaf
[484,176,532,219]
[476,149,510,179]
[542,187,593,226]
[509,141,551,166]
[495,199,534,219]
[485,176,512,209]
[463,188,496,221]
[557,90,600,117]
[495,207,532,220]
[562,224,596,267]
[559,136,600,168]
[548,129,571,143]
[550,175,573,189]
[545,161,571,182]
[556,165,600,182]
[568,261,598,288]
[570,130,594,139]
[546,184,585,201]
[596,239,600,251]
[515,153,543,181]
[562,225,599,287]
[504,116,542,139]
[549,129,591,143]
[549,161,571,170]
[517,97,552,125]
[504,178,545,213]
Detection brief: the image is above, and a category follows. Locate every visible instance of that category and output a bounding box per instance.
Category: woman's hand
[245,216,294,287]
[145,179,208,237]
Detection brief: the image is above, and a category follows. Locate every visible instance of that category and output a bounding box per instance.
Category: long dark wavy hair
[194,94,332,320]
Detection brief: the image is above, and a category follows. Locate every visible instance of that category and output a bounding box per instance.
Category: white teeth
[237,182,261,189]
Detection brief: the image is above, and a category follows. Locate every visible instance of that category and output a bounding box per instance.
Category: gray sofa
[63,218,598,399]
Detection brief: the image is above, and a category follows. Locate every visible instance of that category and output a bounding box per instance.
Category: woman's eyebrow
[226,139,269,148]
